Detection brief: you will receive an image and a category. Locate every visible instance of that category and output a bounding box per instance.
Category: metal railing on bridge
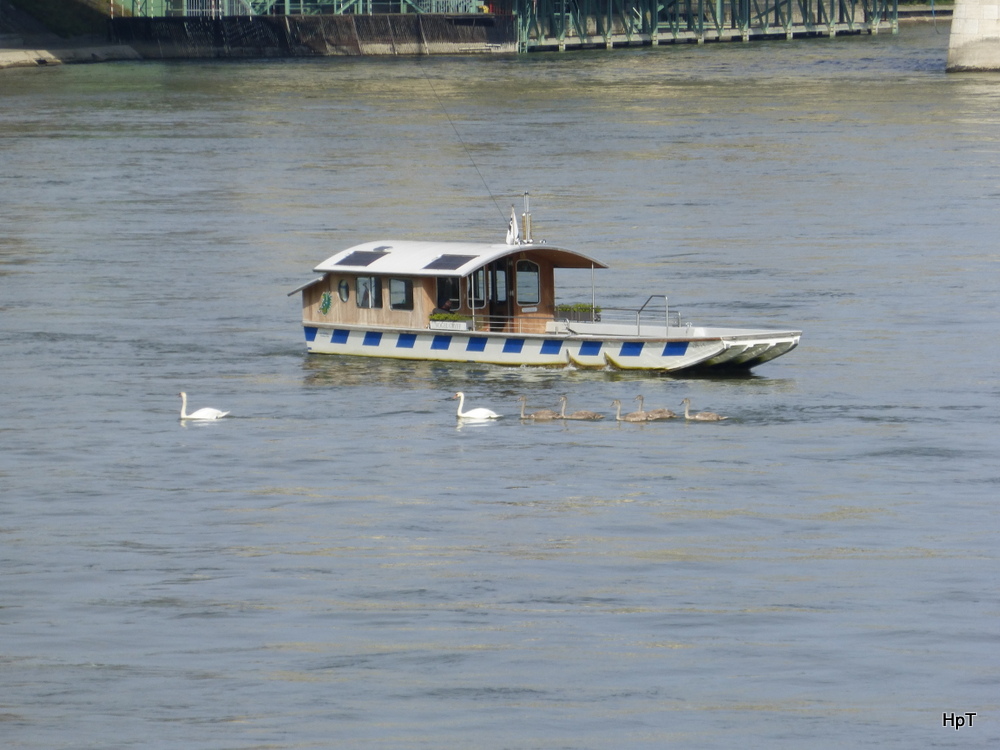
[114,0,896,51]
[522,0,897,50]
[116,0,495,16]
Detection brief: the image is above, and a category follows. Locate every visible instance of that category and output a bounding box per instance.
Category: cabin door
[487,260,512,331]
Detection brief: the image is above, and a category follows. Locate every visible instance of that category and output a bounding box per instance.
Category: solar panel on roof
[423,254,478,271]
[336,250,389,267]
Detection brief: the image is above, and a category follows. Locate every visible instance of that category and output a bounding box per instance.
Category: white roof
[312,240,608,278]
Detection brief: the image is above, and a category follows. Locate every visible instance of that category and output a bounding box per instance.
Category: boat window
[338,279,350,303]
[356,277,382,309]
[468,269,487,309]
[436,277,460,309]
[389,278,413,310]
[493,266,508,303]
[515,260,540,305]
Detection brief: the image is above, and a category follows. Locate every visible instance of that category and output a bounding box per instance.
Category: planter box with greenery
[555,303,601,322]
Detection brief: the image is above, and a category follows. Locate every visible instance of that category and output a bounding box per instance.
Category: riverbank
[0,0,137,68]
[0,35,139,68]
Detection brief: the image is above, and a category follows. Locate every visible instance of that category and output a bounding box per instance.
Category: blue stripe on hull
[303,327,728,371]
[307,328,568,366]
[541,339,562,355]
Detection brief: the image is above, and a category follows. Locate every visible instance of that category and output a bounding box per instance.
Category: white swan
[680,397,728,421]
[179,392,229,420]
[611,399,647,423]
[453,392,501,420]
[517,395,560,420]
[558,395,604,421]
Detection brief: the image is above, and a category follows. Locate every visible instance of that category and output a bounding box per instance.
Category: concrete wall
[947,0,1000,70]
[109,15,517,57]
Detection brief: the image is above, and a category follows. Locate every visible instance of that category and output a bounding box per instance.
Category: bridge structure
[111,0,899,54]
[520,0,897,51]
[948,0,1000,70]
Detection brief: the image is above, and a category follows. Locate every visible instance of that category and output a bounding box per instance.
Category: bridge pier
[947,0,1000,70]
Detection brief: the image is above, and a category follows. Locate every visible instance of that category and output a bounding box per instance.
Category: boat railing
[556,295,680,336]
[429,296,680,336]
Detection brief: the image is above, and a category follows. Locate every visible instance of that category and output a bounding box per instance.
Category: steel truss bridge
[115,0,899,51]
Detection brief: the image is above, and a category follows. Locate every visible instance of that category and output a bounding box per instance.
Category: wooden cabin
[297,240,607,335]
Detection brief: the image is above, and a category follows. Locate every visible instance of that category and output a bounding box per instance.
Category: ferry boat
[290,205,800,372]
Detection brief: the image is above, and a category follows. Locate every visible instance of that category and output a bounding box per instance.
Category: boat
[289,202,801,372]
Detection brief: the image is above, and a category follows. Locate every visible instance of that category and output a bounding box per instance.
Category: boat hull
[302,324,800,372]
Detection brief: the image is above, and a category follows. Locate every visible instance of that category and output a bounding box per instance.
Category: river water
[2,22,998,749]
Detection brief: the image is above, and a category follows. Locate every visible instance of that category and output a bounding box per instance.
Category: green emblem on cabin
[320,292,332,315]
